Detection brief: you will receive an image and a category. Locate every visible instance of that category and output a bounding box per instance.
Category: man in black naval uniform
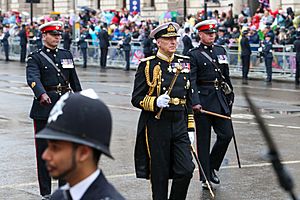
[131,22,195,200]
[26,21,82,199]
[36,89,124,200]
[262,32,273,84]
[78,25,90,68]
[240,29,252,84]
[187,19,234,189]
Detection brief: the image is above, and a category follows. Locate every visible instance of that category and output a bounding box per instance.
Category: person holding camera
[187,20,234,189]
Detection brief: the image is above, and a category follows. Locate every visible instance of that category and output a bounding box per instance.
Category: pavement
[0,58,299,200]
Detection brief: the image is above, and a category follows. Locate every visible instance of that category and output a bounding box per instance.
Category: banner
[130,0,140,13]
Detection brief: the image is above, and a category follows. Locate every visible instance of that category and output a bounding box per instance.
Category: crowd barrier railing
[0,37,297,77]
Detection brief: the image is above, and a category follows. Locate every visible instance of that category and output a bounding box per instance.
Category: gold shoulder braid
[145,60,162,96]
[139,60,162,112]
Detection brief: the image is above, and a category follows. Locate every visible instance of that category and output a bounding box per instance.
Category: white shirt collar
[60,169,100,200]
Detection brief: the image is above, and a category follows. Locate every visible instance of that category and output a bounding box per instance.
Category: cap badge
[209,24,213,28]
[48,93,69,123]
[167,24,176,33]
[56,26,59,30]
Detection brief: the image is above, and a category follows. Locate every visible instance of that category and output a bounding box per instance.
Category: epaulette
[58,48,70,52]
[189,46,200,52]
[140,55,155,62]
[28,49,42,56]
[175,54,190,59]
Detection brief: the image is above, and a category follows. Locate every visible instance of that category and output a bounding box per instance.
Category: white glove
[156,94,170,108]
[188,131,195,144]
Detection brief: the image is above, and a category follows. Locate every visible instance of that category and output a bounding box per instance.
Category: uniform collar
[199,42,214,50]
[60,169,100,200]
[43,46,58,53]
[156,50,174,63]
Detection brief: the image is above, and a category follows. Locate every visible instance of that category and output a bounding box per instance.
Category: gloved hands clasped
[156,93,170,108]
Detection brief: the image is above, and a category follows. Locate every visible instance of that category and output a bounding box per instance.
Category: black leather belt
[198,80,220,87]
[44,85,71,94]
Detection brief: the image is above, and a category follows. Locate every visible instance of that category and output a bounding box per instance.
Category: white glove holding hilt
[156,93,170,108]
[188,131,195,144]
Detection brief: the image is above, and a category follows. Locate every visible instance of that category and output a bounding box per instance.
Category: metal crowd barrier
[0,37,297,77]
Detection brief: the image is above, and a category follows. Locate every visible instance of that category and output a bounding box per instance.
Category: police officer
[62,25,72,50]
[293,31,300,88]
[262,32,273,84]
[123,26,131,71]
[1,27,10,61]
[26,21,82,199]
[18,24,28,63]
[131,22,195,200]
[36,89,125,200]
[240,29,252,84]
[98,23,110,69]
[78,25,90,68]
[187,19,234,189]
[215,26,229,46]
[182,27,194,56]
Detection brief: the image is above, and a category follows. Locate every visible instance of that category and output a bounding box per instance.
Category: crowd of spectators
[0,1,299,60]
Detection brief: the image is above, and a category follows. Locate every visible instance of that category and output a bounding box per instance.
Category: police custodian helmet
[36,89,113,159]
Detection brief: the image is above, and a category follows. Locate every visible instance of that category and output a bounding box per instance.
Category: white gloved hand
[156,94,170,108]
[188,131,195,144]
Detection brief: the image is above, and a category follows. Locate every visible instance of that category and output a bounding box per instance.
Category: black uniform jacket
[188,43,234,115]
[240,36,252,56]
[26,47,82,120]
[262,40,273,58]
[131,52,195,179]
[50,172,125,200]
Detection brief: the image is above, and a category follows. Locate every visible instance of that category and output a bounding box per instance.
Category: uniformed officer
[215,26,229,46]
[262,32,273,84]
[1,27,10,61]
[293,31,300,88]
[62,25,72,50]
[78,25,90,68]
[187,19,234,189]
[36,89,125,200]
[26,21,82,199]
[240,29,252,84]
[18,24,28,63]
[131,22,195,200]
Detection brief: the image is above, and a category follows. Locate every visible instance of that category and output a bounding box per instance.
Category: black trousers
[241,55,250,79]
[20,44,27,62]
[295,57,299,85]
[264,57,273,82]
[81,48,87,68]
[34,119,65,196]
[124,50,130,70]
[147,111,194,200]
[4,45,9,61]
[100,48,108,68]
[194,113,233,182]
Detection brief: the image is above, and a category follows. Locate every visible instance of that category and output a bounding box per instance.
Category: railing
[0,37,297,76]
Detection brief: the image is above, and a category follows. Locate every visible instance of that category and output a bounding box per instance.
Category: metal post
[97,0,100,9]
[52,0,55,11]
[30,0,33,26]
[204,2,207,20]
[183,0,187,20]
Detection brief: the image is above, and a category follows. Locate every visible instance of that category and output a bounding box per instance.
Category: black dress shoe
[210,169,220,184]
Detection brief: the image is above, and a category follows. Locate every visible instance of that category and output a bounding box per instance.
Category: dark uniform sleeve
[26,53,46,99]
[131,61,157,112]
[187,50,201,106]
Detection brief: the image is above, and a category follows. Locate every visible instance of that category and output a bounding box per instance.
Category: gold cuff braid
[188,114,194,129]
[140,95,156,112]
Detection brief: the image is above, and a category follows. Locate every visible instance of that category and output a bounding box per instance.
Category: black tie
[64,189,73,200]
